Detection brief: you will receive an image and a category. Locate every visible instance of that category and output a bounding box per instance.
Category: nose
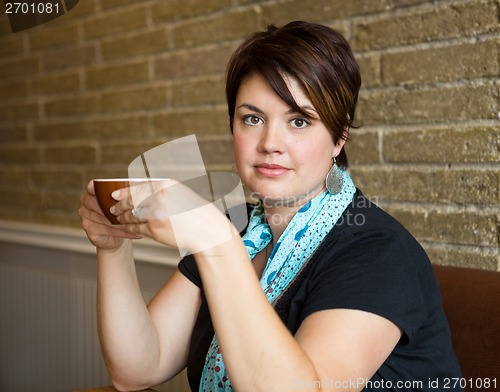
[257,122,285,154]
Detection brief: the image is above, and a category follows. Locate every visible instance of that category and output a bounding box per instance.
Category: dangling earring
[325,157,344,195]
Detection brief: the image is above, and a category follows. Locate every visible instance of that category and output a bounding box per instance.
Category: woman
[79,21,462,391]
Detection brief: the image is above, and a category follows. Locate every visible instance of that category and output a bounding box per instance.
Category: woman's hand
[79,180,143,251]
[110,179,239,254]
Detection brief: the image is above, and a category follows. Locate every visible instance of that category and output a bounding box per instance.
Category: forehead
[237,73,313,108]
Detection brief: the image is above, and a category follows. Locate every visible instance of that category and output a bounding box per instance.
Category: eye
[290,117,310,129]
[243,115,263,126]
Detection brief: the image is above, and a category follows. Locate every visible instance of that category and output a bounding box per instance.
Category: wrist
[171,203,240,255]
[96,239,133,258]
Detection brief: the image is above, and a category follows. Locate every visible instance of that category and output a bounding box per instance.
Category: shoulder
[299,190,439,338]
[320,190,428,266]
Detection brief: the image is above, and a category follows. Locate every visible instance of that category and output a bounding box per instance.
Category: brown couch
[433,265,500,391]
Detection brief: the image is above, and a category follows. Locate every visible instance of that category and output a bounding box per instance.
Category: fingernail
[110,205,115,214]
[111,190,120,200]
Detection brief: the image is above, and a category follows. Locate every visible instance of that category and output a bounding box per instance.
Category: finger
[115,213,150,237]
[111,186,135,215]
[87,180,96,195]
[80,197,143,238]
[80,192,105,217]
[82,217,143,241]
[117,205,149,225]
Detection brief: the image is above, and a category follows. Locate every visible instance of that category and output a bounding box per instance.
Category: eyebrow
[237,103,318,117]
[237,103,265,114]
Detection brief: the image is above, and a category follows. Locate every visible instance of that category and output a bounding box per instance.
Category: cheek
[232,135,249,163]
[294,143,333,170]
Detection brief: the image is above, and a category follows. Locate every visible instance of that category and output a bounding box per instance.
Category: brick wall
[0,0,498,270]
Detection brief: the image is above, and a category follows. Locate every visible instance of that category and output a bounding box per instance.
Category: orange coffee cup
[93,178,165,224]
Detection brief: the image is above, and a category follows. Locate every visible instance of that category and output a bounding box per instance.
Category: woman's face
[233,73,345,207]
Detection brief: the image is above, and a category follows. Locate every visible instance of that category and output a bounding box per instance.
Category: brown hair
[226,21,362,168]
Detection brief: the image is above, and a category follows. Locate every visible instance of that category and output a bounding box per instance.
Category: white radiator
[0,262,109,392]
[0,221,189,392]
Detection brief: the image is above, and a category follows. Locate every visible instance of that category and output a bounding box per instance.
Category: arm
[295,309,402,391]
[79,181,201,391]
[96,246,201,390]
[195,237,401,391]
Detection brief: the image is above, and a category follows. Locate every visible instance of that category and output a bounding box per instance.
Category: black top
[178,190,463,391]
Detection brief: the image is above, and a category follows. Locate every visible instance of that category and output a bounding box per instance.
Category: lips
[255,163,289,177]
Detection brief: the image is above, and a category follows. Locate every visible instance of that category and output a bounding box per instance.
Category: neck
[262,185,327,241]
[263,204,296,241]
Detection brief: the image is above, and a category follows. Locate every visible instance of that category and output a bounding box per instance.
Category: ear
[332,137,346,158]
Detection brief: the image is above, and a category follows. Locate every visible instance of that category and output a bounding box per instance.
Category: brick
[357,54,381,88]
[0,12,12,34]
[232,0,263,4]
[41,189,82,213]
[387,207,499,247]
[37,212,82,228]
[345,130,380,165]
[350,167,499,205]
[43,45,96,70]
[353,1,499,51]
[261,0,386,27]
[155,42,237,80]
[197,136,234,168]
[0,79,28,100]
[152,0,231,23]
[0,124,28,143]
[62,0,96,20]
[32,168,83,189]
[33,116,151,141]
[43,144,97,164]
[0,204,35,222]
[153,108,229,138]
[0,57,39,79]
[0,167,31,188]
[358,83,498,125]
[101,29,169,61]
[0,34,24,56]
[84,6,147,39]
[101,0,140,11]
[85,167,129,182]
[0,189,40,210]
[172,8,260,49]
[44,95,97,117]
[425,245,499,271]
[101,86,168,113]
[0,145,40,164]
[30,23,79,51]
[86,62,150,90]
[31,71,81,95]
[384,126,500,163]
[386,0,430,8]
[171,76,225,107]
[100,141,162,165]
[382,40,499,86]
[0,102,38,120]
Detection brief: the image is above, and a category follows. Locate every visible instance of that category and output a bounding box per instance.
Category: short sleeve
[300,227,431,343]
[178,254,202,288]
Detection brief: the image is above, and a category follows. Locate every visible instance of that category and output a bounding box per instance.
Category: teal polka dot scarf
[199,170,356,391]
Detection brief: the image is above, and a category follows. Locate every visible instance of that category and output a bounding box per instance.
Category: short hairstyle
[226,21,362,168]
